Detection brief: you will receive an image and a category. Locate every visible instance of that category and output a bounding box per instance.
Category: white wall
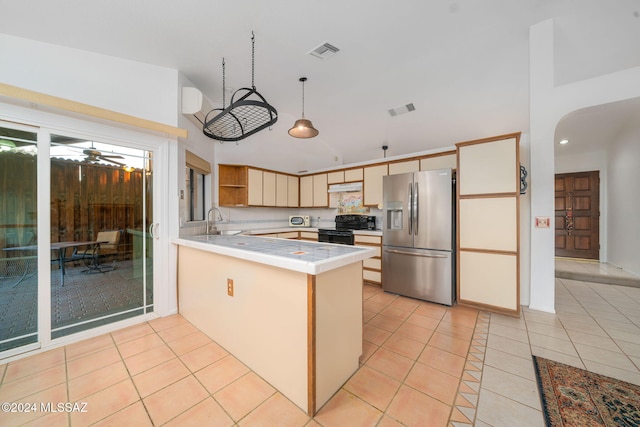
[607,121,640,275]
[0,34,179,126]
[176,74,217,234]
[0,34,185,317]
[529,20,640,313]
[519,134,531,306]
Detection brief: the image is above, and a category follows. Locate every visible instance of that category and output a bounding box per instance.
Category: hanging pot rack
[203,32,278,143]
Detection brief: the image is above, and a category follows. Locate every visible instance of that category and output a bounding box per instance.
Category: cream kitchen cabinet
[344,168,363,182]
[420,152,456,171]
[355,234,382,285]
[247,168,263,206]
[313,173,328,207]
[287,175,299,207]
[275,173,288,207]
[299,231,318,241]
[388,159,419,175]
[456,133,520,317]
[262,171,276,207]
[220,165,299,208]
[300,175,313,207]
[327,171,344,184]
[363,164,388,207]
[300,174,328,207]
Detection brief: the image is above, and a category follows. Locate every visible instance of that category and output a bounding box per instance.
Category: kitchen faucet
[206,207,224,234]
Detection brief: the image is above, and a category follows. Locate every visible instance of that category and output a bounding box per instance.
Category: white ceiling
[1,1,639,172]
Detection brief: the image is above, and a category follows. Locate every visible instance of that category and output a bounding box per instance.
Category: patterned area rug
[533,356,640,426]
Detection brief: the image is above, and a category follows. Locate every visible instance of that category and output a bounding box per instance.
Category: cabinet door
[363,164,388,207]
[300,176,313,207]
[327,171,344,184]
[344,168,363,182]
[247,168,263,206]
[313,173,328,207]
[287,175,299,207]
[262,171,276,206]
[420,154,456,171]
[388,160,419,175]
[276,173,288,207]
[456,135,520,316]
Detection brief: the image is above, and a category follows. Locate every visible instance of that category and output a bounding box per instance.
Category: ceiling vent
[388,103,416,117]
[307,42,340,60]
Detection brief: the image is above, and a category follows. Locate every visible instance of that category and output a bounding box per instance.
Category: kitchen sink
[207,230,243,236]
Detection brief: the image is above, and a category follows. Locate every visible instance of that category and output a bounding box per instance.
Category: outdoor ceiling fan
[82,147,125,166]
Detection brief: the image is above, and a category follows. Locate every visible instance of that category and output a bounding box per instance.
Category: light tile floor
[1,271,639,426]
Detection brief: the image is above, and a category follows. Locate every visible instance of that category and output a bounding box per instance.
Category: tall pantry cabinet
[456,133,521,316]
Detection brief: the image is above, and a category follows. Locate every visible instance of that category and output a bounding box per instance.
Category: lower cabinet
[354,234,382,285]
[299,231,318,242]
[254,231,300,239]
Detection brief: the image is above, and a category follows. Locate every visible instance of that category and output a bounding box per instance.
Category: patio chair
[74,230,122,272]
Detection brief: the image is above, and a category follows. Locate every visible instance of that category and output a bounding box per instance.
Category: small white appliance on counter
[289,215,310,227]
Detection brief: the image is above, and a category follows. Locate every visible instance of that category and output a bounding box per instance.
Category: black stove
[318,215,376,245]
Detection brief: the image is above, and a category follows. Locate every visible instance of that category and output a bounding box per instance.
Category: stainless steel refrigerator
[382,168,455,305]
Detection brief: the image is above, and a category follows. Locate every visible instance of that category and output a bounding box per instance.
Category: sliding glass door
[0,118,159,357]
[48,135,154,338]
[0,124,39,353]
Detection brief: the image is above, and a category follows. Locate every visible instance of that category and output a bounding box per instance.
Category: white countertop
[243,227,382,236]
[174,235,376,275]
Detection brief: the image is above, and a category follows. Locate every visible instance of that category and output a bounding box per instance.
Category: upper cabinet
[287,175,299,207]
[420,153,456,171]
[219,164,298,208]
[262,171,276,207]
[218,164,248,207]
[300,173,328,207]
[218,151,455,208]
[327,171,344,184]
[363,164,388,207]
[344,168,363,182]
[276,173,288,207]
[388,160,419,175]
[313,173,328,207]
[247,168,263,206]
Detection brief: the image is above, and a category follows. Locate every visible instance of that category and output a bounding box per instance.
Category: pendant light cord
[251,31,255,89]
[301,79,305,118]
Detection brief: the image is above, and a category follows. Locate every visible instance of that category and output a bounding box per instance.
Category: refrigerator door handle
[414,182,419,235]
[408,183,413,236]
[384,248,448,258]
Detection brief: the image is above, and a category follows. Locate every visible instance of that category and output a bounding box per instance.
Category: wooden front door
[555,171,600,259]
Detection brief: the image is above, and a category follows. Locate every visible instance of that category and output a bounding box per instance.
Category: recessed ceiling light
[559,139,569,145]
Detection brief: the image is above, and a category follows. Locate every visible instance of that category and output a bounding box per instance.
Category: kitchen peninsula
[174,234,375,415]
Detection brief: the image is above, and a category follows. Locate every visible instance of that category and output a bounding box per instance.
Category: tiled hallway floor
[1,277,639,426]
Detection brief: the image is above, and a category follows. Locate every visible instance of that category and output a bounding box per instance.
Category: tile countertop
[173,235,376,275]
[242,228,383,236]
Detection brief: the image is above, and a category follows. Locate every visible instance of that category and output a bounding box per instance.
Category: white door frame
[0,101,175,359]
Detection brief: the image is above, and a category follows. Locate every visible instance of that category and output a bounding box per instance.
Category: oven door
[318,229,354,245]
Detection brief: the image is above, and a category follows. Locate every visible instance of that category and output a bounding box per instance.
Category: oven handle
[384,248,448,258]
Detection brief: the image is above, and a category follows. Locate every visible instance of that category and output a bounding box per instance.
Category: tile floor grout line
[557,278,640,375]
[109,326,158,427]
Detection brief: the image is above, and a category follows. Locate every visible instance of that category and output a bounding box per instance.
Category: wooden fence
[1,151,149,259]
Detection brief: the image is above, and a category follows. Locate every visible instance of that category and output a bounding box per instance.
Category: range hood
[328,182,363,193]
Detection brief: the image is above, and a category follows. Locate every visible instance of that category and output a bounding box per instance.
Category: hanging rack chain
[251,31,255,89]
[222,58,226,108]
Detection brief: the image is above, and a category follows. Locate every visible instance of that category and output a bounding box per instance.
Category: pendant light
[289,77,319,138]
